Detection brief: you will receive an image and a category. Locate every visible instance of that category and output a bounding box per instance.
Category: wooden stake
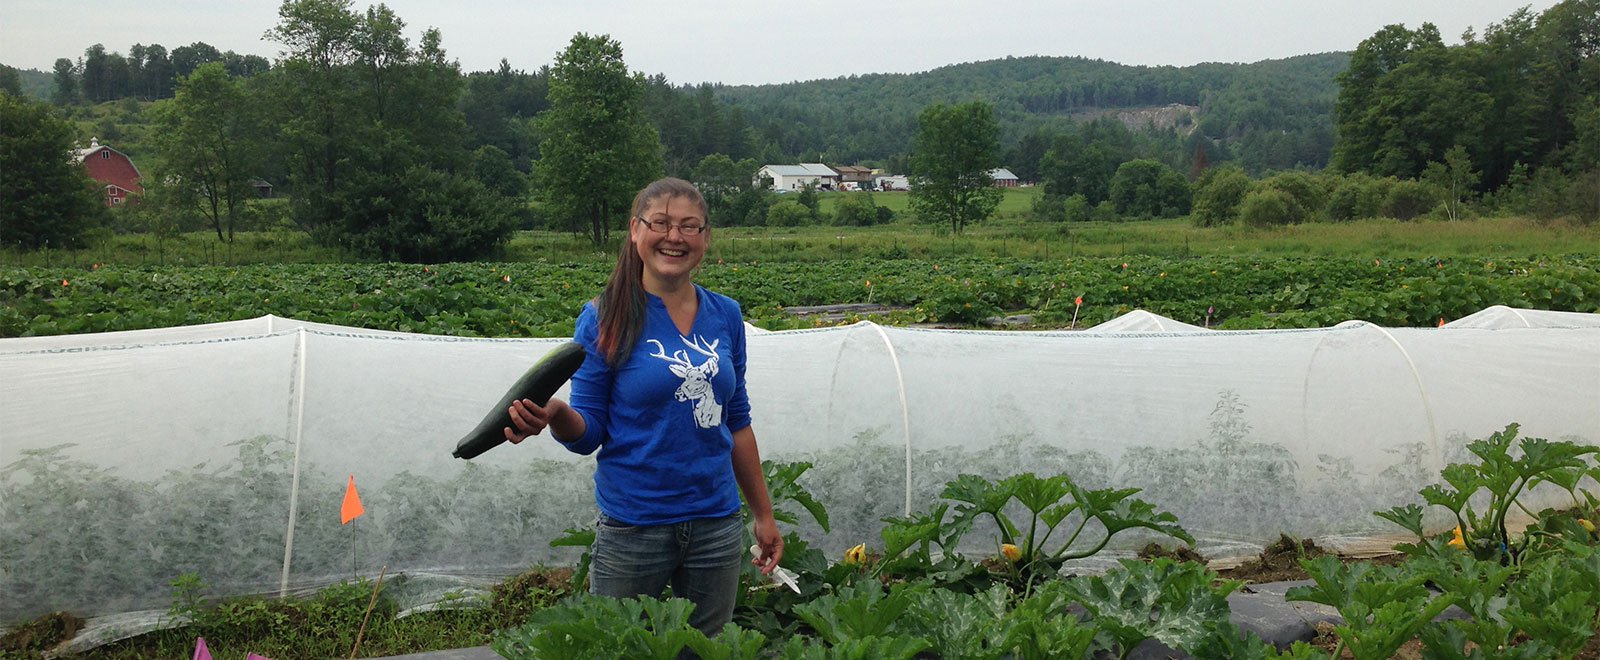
[349,565,388,660]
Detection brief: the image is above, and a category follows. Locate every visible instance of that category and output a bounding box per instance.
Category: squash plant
[939,472,1193,587]
[1376,423,1596,564]
[1286,555,1458,660]
[491,593,769,660]
[1067,558,1241,660]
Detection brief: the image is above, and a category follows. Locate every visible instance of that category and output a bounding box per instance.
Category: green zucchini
[452,341,587,460]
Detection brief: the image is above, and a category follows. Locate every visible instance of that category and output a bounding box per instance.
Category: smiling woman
[500,177,784,639]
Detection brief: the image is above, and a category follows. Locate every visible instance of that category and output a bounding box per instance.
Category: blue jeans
[589,512,744,639]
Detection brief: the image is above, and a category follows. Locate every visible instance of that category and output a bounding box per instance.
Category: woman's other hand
[751,516,783,574]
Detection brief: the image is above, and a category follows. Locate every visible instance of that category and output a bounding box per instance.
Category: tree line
[1331,2,1599,192]
[42,41,270,105]
[3,0,1595,258]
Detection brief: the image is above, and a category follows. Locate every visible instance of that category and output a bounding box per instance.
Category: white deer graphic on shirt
[646,335,722,428]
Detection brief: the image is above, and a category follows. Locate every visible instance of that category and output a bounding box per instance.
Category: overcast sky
[1,0,1562,86]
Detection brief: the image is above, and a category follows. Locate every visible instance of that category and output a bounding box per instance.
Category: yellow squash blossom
[1581,519,1595,534]
[1448,526,1466,548]
[843,543,867,564]
[1000,543,1022,562]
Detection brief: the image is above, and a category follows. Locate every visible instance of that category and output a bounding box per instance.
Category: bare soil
[0,611,82,655]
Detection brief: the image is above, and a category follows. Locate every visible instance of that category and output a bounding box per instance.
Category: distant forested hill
[7,66,53,100]
[715,52,1349,173]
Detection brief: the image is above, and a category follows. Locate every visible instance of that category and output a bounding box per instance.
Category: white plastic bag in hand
[749,544,800,593]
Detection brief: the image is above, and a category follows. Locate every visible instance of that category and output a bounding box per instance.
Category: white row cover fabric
[2,310,1597,632]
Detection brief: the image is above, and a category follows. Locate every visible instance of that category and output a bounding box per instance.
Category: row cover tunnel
[2,307,1597,645]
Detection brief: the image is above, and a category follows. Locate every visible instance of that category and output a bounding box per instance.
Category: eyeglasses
[637,217,707,235]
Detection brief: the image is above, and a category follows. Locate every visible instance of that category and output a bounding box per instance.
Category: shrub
[1061,193,1091,222]
[875,205,896,224]
[332,165,519,262]
[1258,171,1326,219]
[1191,164,1252,227]
[1108,159,1191,219]
[1237,188,1304,227]
[1383,180,1441,221]
[1091,200,1119,223]
[1028,194,1064,223]
[833,192,883,226]
[765,200,811,227]
[1325,173,1388,221]
[1576,169,1600,225]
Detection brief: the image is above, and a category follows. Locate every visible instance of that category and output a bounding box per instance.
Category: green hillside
[4,65,54,100]
[715,53,1349,173]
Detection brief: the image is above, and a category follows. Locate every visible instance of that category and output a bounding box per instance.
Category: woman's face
[631,194,708,286]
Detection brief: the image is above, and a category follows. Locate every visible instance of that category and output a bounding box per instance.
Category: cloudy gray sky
[1,1,1561,86]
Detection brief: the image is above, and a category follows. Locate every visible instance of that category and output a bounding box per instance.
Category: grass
[814,187,1036,216]
[3,568,574,660]
[5,208,1596,270]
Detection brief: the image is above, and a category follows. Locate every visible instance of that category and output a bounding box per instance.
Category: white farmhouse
[756,163,839,191]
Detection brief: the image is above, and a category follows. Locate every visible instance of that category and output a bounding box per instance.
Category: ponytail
[595,233,647,367]
[594,177,708,368]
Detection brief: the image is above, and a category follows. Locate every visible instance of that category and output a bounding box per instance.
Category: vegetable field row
[2,255,1596,338]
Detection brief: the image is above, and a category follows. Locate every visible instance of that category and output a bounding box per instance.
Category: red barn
[74,138,143,206]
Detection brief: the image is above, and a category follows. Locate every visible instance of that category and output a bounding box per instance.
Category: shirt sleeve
[558,302,609,455]
[722,298,753,432]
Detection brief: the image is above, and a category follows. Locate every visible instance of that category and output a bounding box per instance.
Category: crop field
[2,254,1596,339]
[3,218,1599,660]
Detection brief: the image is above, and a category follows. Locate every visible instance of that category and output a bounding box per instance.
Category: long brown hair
[594,177,709,367]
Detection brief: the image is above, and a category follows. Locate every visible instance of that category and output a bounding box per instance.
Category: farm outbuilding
[2,306,1597,649]
[831,165,874,185]
[73,138,143,206]
[757,163,839,190]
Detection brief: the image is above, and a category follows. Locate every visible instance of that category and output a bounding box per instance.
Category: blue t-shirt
[559,285,753,525]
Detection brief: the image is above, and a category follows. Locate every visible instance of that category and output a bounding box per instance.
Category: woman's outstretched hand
[505,397,567,443]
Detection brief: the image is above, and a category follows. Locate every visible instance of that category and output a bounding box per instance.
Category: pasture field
[4,212,1597,269]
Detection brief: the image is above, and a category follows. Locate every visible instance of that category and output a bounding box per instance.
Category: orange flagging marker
[341,474,365,524]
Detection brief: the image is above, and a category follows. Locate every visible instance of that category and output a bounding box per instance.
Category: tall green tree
[138,44,174,99]
[81,44,111,103]
[460,59,549,171]
[155,62,263,244]
[1009,127,1053,183]
[268,0,516,261]
[908,100,1002,234]
[1038,123,1130,205]
[1422,145,1479,221]
[536,33,661,244]
[170,42,223,80]
[691,153,758,222]
[0,93,106,249]
[51,58,78,106]
[0,66,21,96]
[269,0,362,237]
